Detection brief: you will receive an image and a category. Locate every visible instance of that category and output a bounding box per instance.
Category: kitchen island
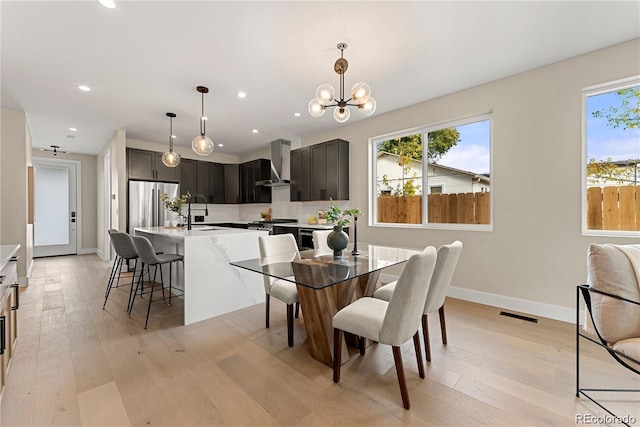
[134,226,268,325]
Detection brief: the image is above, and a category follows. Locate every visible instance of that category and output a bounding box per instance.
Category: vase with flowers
[160,192,190,226]
[325,200,361,258]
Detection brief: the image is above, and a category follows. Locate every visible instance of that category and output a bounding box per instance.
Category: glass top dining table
[230,243,421,290]
[230,243,422,367]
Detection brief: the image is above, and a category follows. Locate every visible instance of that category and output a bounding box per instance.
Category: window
[583,77,640,236]
[371,114,492,229]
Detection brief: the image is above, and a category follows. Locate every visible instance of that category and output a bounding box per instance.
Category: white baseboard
[95,249,109,261]
[78,248,97,255]
[377,273,576,324]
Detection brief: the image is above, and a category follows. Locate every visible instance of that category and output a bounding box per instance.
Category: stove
[247,218,297,234]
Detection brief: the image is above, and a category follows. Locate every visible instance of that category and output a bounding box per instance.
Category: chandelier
[162,112,180,167]
[308,42,376,123]
[192,85,214,156]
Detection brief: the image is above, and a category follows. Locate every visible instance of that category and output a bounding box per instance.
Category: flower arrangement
[160,192,190,213]
[325,200,362,227]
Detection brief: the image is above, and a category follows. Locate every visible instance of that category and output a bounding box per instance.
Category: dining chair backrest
[380,246,437,347]
[108,228,118,235]
[258,234,300,291]
[110,232,139,260]
[312,230,332,255]
[131,235,161,266]
[424,241,463,314]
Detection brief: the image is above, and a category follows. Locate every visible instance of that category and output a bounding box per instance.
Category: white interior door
[33,159,78,257]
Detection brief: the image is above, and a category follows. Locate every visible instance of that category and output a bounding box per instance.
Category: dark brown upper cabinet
[240,159,272,204]
[127,148,179,182]
[290,139,349,201]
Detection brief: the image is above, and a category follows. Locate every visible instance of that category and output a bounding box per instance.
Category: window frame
[581,76,640,238]
[369,112,493,231]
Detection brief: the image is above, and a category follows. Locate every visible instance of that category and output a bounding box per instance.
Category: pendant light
[162,112,181,167]
[308,42,376,123]
[192,85,214,156]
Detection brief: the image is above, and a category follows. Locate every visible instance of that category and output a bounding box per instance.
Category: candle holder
[351,216,359,256]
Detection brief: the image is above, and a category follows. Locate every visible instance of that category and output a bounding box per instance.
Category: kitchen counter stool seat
[130,235,184,329]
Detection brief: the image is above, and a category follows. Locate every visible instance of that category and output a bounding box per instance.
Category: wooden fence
[587,185,639,231]
[377,192,490,224]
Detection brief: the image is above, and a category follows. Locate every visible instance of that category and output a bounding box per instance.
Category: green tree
[592,87,640,130]
[377,128,460,163]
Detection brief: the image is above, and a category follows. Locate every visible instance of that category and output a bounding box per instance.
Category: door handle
[0,316,5,355]
[11,284,19,310]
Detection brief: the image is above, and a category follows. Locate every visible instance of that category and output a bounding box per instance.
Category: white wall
[298,39,640,320]
[1,108,33,284]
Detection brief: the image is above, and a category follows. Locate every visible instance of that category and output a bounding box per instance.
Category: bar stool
[103,231,140,310]
[129,235,184,329]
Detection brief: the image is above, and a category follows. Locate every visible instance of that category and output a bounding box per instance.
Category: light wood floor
[0,254,638,426]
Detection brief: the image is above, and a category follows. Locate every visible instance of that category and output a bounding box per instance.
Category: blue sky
[437,120,491,175]
[586,88,640,162]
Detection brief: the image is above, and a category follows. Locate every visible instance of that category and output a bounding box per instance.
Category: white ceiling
[2,1,639,156]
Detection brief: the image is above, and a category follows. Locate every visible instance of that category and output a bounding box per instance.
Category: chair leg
[287,304,294,347]
[295,301,300,318]
[422,314,432,362]
[333,328,343,383]
[144,265,158,329]
[158,265,166,304]
[265,294,270,328]
[168,262,172,306]
[128,260,142,316]
[413,332,425,379]
[439,305,447,345]
[392,346,410,409]
[103,256,121,309]
[359,336,366,356]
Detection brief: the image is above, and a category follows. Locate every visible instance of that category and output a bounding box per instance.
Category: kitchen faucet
[186,193,209,230]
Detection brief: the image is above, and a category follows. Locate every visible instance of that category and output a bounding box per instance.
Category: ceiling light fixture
[237,91,246,98]
[192,86,214,156]
[41,145,68,156]
[78,85,91,92]
[69,127,77,132]
[98,0,116,9]
[252,129,258,134]
[308,42,376,123]
[294,113,301,117]
[162,112,180,168]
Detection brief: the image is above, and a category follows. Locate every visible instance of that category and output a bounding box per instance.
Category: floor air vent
[499,311,538,323]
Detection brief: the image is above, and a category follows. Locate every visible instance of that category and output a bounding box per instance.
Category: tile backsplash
[186,186,355,223]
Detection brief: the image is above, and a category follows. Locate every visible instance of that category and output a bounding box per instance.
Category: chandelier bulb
[162,150,181,167]
[334,107,350,123]
[308,99,326,117]
[351,82,371,102]
[315,84,335,105]
[358,96,377,116]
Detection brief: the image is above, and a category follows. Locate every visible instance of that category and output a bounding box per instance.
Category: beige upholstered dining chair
[258,234,300,347]
[332,246,437,409]
[374,240,463,362]
[312,229,333,256]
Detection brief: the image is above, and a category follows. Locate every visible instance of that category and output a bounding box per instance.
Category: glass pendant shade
[315,84,335,105]
[162,150,181,167]
[350,82,371,102]
[358,96,377,116]
[192,134,214,156]
[334,107,350,123]
[308,99,326,117]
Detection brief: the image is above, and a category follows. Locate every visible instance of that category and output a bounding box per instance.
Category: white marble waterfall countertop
[134,226,262,238]
[133,226,268,325]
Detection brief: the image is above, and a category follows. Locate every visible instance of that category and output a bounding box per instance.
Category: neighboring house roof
[377,151,490,185]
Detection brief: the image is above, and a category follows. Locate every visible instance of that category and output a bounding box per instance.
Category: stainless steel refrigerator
[128,180,179,233]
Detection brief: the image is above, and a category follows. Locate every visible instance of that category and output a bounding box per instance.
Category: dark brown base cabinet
[290,139,349,201]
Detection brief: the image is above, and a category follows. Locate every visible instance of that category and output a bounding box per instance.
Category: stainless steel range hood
[256,139,291,187]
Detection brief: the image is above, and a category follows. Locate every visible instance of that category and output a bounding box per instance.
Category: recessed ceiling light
[171,135,176,139]
[294,112,301,117]
[78,85,91,92]
[237,91,247,99]
[69,127,77,132]
[98,0,116,9]
[217,144,224,147]
[252,129,258,134]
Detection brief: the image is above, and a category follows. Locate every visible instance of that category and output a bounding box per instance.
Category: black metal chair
[103,230,140,310]
[576,243,640,426]
[129,235,184,328]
